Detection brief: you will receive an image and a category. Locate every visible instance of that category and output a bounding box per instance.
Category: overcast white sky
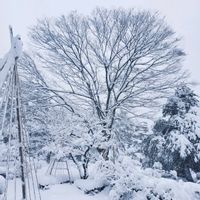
[1,0,200,91]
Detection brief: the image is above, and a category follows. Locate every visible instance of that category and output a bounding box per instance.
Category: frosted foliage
[175,85,198,111]
[41,107,104,160]
[168,131,193,158]
[90,157,200,200]
[146,84,200,178]
[165,96,200,160]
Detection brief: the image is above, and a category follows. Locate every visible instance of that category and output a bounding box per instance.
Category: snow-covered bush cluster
[83,156,200,200]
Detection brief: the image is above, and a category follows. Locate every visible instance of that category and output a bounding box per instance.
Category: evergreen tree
[144,84,200,181]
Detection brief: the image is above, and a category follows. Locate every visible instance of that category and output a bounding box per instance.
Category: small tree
[144,84,200,181]
[43,107,104,179]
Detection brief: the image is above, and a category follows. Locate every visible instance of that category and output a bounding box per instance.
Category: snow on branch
[0,27,23,88]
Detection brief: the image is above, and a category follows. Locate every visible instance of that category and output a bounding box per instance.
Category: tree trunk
[82,162,88,179]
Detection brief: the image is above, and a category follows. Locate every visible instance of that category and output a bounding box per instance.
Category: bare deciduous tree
[29,8,186,160]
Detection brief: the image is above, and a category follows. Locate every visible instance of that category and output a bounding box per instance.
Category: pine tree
[144,84,200,181]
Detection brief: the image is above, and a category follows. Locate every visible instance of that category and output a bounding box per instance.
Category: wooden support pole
[14,61,27,200]
[10,26,27,200]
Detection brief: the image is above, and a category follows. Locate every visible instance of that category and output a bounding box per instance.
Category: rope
[25,153,32,200]
[32,158,42,200]
[0,29,41,200]
[0,55,9,72]
[22,124,41,200]
[4,71,15,200]
[0,71,13,137]
[1,71,14,200]
[17,72,41,200]
[0,32,42,200]
[0,71,11,111]
[13,81,17,200]
[14,157,17,200]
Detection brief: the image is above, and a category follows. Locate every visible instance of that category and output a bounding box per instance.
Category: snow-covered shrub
[144,84,200,181]
[104,158,176,200]
[109,174,143,200]
[92,160,118,185]
[74,154,200,199]
[90,157,169,199]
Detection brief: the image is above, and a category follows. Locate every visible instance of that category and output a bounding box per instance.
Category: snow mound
[38,174,69,187]
[75,179,106,194]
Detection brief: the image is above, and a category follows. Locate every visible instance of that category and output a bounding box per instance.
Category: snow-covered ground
[4,161,108,200]
[6,179,108,200]
[5,170,200,200]
[1,160,200,200]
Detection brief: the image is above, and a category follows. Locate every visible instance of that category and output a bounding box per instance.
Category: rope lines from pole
[18,74,42,200]
[0,27,42,200]
[4,70,15,200]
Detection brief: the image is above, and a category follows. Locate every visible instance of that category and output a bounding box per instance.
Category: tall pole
[10,25,27,200]
[14,60,27,200]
